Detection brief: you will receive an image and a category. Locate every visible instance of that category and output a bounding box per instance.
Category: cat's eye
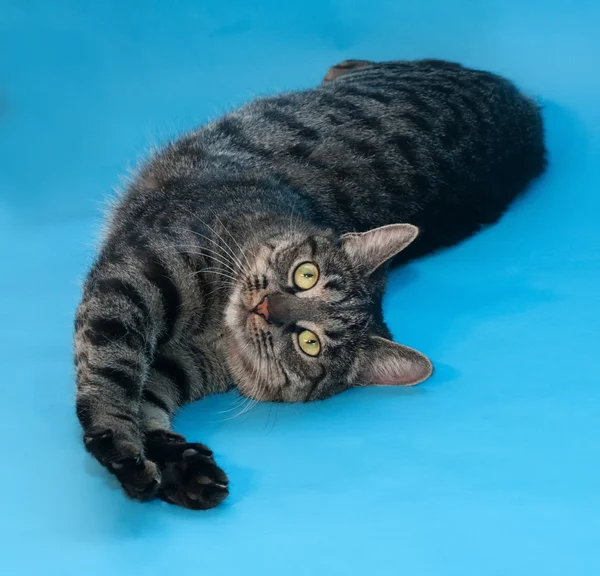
[297,329,321,357]
[293,262,319,290]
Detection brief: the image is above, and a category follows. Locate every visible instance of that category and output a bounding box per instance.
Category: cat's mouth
[222,287,291,401]
[224,283,270,353]
[246,307,269,332]
[252,296,269,321]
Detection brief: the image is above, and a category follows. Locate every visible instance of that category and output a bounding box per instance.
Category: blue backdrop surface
[1,1,599,574]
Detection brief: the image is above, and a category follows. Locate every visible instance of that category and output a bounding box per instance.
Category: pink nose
[254,296,269,321]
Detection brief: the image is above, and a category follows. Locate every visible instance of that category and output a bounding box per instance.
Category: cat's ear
[340,223,419,274]
[356,336,432,386]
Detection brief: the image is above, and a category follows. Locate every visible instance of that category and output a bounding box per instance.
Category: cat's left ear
[356,336,433,386]
[340,223,419,274]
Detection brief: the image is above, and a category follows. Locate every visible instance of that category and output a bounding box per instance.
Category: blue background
[1,1,599,574]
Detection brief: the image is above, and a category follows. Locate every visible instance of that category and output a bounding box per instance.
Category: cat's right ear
[355,336,433,387]
[340,223,419,274]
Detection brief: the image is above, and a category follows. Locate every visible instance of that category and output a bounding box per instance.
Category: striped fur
[74,59,546,509]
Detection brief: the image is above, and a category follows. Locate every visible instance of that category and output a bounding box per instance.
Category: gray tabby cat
[74,59,546,510]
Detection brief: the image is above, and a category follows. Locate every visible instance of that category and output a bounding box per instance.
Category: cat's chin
[221,303,283,402]
[221,332,285,402]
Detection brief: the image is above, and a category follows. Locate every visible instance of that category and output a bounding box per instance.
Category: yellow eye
[297,330,321,357]
[293,262,319,290]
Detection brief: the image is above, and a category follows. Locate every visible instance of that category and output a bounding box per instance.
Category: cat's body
[75,59,546,509]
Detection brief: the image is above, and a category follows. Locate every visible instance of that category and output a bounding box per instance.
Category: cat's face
[224,223,432,402]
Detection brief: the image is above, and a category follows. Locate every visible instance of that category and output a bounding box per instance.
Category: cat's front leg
[140,354,230,510]
[74,243,190,502]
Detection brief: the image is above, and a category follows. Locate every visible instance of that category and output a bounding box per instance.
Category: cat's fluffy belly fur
[74,59,546,509]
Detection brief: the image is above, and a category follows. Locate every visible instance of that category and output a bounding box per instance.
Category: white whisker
[173,209,246,274]
[209,209,254,273]
[184,210,247,273]
[193,269,238,282]
[170,243,239,272]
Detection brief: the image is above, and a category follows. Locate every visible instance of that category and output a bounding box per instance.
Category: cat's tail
[322,59,374,83]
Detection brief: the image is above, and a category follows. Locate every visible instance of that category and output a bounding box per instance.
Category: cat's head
[223,223,432,402]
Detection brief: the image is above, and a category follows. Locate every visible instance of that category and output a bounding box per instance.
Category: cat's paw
[160,446,229,510]
[111,456,161,501]
[322,59,373,83]
[84,427,161,501]
[145,432,229,510]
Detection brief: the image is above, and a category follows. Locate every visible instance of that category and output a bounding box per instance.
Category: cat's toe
[83,427,116,460]
[84,427,160,501]
[114,457,162,501]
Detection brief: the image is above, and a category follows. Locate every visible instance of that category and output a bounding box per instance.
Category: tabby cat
[74,59,546,510]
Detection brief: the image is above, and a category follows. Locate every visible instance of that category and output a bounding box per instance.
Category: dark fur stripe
[389,133,419,166]
[107,412,138,426]
[140,254,181,345]
[93,366,139,398]
[401,112,434,133]
[341,136,380,158]
[142,389,171,414]
[377,84,434,113]
[218,116,245,140]
[305,367,328,402]
[324,329,344,340]
[328,184,357,224]
[323,279,343,291]
[208,176,275,190]
[85,318,144,349]
[441,119,462,147]
[339,85,392,105]
[94,278,150,318]
[424,82,455,96]
[325,113,344,126]
[261,109,320,140]
[287,142,315,160]
[116,357,141,370]
[218,117,272,157]
[319,92,382,130]
[152,355,190,402]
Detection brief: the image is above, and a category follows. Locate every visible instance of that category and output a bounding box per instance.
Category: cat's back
[138,59,545,257]
[214,59,543,163]
[317,59,544,167]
